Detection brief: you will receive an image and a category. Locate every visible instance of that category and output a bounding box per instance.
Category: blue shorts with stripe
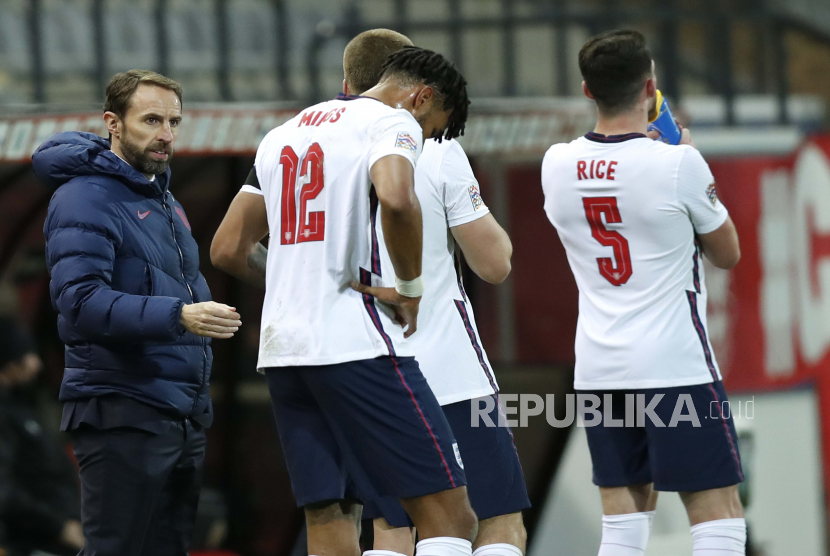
[580,380,744,492]
[264,356,466,507]
[363,394,531,527]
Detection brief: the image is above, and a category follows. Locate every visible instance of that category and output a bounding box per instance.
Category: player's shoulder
[650,142,710,176]
[674,143,707,163]
[630,137,698,162]
[544,135,592,158]
[421,138,465,167]
[542,139,582,174]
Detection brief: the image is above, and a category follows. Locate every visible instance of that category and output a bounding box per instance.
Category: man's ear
[413,85,434,110]
[582,81,594,100]
[645,77,657,99]
[342,79,349,96]
[104,111,121,140]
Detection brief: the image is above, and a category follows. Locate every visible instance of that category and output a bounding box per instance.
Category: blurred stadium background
[1,0,830,554]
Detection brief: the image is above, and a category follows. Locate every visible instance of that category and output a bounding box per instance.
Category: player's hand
[678,125,694,146]
[180,302,241,339]
[59,519,84,549]
[647,123,695,148]
[349,282,420,338]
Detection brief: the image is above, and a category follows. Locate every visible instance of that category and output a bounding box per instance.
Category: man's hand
[647,124,694,147]
[59,519,84,549]
[350,282,420,338]
[180,302,242,339]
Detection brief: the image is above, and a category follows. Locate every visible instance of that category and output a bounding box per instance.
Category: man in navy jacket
[33,70,242,556]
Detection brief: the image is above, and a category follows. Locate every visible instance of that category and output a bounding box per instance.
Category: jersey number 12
[582,197,632,286]
[279,143,325,245]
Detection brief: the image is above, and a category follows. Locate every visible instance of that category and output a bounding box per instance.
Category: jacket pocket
[111,256,153,296]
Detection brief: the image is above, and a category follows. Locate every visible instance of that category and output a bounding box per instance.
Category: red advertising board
[709,137,830,501]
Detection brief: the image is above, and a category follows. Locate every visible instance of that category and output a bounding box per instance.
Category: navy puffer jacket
[34,132,213,422]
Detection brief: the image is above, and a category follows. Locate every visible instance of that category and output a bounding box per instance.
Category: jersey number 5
[582,197,632,286]
[279,143,325,245]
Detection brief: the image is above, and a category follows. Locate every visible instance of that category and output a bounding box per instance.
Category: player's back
[254,97,422,368]
[378,139,498,405]
[542,132,728,390]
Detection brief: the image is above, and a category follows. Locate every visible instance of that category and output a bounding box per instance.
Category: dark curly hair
[379,46,470,142]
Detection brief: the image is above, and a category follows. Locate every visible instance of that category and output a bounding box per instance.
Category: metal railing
[8,0,830,126]
[314,0,830,126]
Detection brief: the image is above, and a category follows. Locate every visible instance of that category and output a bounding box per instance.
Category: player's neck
[361,81,418,112]
[593,109,648,137]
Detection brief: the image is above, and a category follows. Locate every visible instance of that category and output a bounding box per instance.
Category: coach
[32,70,241,556]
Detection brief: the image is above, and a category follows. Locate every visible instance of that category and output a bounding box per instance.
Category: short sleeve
[441,141,490,227]
[367,111,423,171]
[676,147,728,234]
[240,166,263,196]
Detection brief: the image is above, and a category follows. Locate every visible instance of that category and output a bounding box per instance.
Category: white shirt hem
[256,347,413,372]
[435,386,497,407]
[239,184,264,196]
[574,373,721,391]
[694,209,729,235]
[447,207,491,228]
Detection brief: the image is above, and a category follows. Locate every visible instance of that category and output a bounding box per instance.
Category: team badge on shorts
[395,132,418,154]
[453,442,464,469]
[468,183,485,211]
[706,182,719,206]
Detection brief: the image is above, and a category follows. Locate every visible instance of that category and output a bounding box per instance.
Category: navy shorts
[581,380,744,492]
[363,395,531,527]
[265,356,465,507]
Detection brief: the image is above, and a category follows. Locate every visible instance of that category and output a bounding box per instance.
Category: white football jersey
[542,132,729,390]
[377,140,498,405]
[243,97,423,368]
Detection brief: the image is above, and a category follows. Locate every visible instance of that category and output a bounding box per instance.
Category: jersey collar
[335,92,383,103]
[584,131,647,143]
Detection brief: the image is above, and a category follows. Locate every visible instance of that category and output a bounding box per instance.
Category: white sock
[416,537,473,556]
[691,518,746,555]
[472,543,524,556]
[364,551,408,556]
[597,512,652,555]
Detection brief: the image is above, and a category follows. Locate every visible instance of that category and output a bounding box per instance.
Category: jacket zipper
[162,192,208,416]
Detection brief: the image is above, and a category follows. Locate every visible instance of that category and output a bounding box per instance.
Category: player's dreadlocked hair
[379,46,470,142]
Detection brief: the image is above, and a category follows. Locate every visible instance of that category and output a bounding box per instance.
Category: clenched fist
[180,302,241,339]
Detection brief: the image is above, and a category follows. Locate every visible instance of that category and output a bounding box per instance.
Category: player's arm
[371,154,423,281]
[350,118,424,337]
[675,144,741,270]
[451,214,512,284]
[350,154,423,337]
[211,190,270,289]
[697,217,740,269]
[442,141,512,283]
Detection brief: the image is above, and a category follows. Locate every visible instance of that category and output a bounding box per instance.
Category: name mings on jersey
[298,108,347,128]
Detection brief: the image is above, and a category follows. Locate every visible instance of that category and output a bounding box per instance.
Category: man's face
[413,100,452,142]
[112,84,182,176]
[0,353,42,388]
